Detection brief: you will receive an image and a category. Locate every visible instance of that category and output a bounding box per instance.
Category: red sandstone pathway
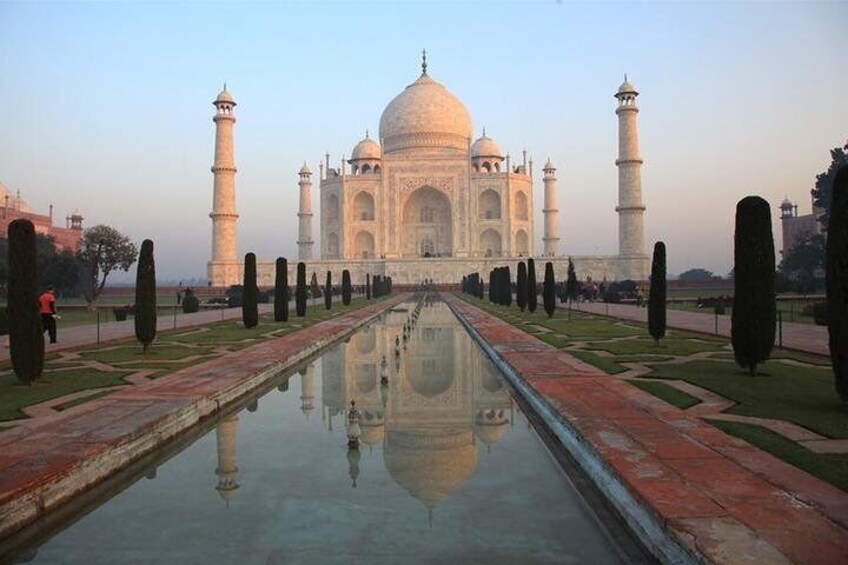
[447,295,848,565]
[573,301,828,356]
[0,295,406,541]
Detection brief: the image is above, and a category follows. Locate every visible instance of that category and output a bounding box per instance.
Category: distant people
[39,285,58,344]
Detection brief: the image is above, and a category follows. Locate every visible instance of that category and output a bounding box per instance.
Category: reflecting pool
[12,300,634,564]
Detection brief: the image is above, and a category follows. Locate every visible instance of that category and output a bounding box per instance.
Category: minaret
[209,85,239,286]
[614,76,646,258]
[542,159,560,257]
[297,163,314,260]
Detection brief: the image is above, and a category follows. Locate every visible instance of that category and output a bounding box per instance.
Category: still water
[16,300,629,564]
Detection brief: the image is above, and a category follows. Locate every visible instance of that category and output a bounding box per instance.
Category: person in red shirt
[39,286,57,344]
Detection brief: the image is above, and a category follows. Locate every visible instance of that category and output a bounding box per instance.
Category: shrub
[242,252,258,329]
[113,306,130,321]
[603,290,621,304]
[296,262,307,317]
[274,257,288,322]
[826,164,848,401]
[7,219,44,384]
[732,196,776,376]
[134,239,157,353]
[648,241,667,345]
[714,303,726,315]
[226,285,244,308]
[182,289,200,313]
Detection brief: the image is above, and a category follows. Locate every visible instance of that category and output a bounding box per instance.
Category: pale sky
[1,1,845,282]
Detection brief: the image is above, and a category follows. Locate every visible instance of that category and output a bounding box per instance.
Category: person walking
[39,285,58,343]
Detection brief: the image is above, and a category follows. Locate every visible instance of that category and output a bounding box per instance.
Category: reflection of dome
[474,422,508,446]
[470,134,502,158]
[384,429,477,508]
[351,135,382,161]
[480,367,504,393]
[354,364,377,393]
[379,73,473,155]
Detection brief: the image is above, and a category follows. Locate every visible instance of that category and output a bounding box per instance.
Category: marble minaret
[614,76,646,258]
[297,164,314,260]
[542,159,560,257]
[209,85,239,286]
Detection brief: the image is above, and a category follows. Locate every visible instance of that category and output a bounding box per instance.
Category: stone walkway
[0,295,406,541]
[446,295,848,565]
[574,301,829,356]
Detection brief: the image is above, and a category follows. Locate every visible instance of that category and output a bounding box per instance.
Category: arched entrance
[402,187,452,257]
[479,229,502,257]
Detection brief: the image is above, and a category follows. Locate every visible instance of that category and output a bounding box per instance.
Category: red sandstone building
[0,182,83,252]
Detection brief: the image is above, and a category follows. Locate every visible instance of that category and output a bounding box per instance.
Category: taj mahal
[208,55,649,286]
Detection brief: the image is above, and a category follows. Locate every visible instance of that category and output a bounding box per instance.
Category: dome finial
[482,126,486,137]
[223,82,227,91]
[365,129,369,139]
[421,48,428,76]
[624,73,627,83]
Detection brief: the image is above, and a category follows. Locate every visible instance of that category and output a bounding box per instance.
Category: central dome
[379,73,473,155]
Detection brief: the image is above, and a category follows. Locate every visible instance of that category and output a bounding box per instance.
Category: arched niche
[402,186,452,257]
[354,191,375,221]
[479,189,501,220]
[480,228,502,258]
[326,194,340,222]
[515,191,528,221]
[515,229,529,256]
[326,232,340,257]
[354,230,375,259]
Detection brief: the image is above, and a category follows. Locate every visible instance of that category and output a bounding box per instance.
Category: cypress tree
[7,219,44,385]
[516,262,527,311]
[366,273,371,300]
[342,269,352,305]
[731,196,776,376]
[543,261,556,318]
[648,241,667,346]
[527,258,538,313]
[134,239,157,354]
[274,257,288,322]
[488,269,495,303]
[827,165,848,401]
[242,252,259,328]
[503,266,512,307]
[325,271,333,310]
[296,262,307,317]
[566,258,578,303]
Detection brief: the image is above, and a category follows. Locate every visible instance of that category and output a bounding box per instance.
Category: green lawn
[586,336,727,357]
[709,420,848,491]
[629,380,702,409]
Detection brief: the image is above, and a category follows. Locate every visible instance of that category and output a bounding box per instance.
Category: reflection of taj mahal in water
[213,302,513,513]
[208,54,650,286]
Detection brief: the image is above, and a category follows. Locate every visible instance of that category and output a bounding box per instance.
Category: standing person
[39,285,58,344]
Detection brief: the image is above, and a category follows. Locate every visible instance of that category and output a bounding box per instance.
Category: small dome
[299,163,311,175]
[543,158,555,171]
[781,197,793,209]
[351,136,382,161]
[617,77,638,96]
[215,86,236,105]
[470,134,502,159]
[379,73,473,155]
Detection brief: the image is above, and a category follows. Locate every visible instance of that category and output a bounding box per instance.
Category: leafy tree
[7,220,44,384]
[566,257,578,303]
[342,270,352,305]
[242,253,258,328]
[543,261,556,318]
[678,268,714,281]
[296,262,307,316]
[779,232,825,293]
[732,196,776,376]
[182,287,200,313]
[527,258,538,313]
[274,257,288,322]
[324,271,333,310]
[812,142,848,229]
[134,239,157,353]
[826,165,848,401]
[516,261,527,311]
[0,235,81,297]
[648,242,667,346]
[77,225,137,308]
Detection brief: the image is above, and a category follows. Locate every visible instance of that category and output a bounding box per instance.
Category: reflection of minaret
[215,415,240,504]
[300,365,315,417]
[347,447,361,488]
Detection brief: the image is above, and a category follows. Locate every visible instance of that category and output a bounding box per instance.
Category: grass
[568,350,627,374]
[646,360,845,439]
[629,380,702,409]
[709,420,848,491]
[0,368,133,421]
[80,344,217,364]
[586,336,727,357]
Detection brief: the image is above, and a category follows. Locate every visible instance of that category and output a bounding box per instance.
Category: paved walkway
[573,301,829,356]
[0,294,407,541]
[446,295,848,565]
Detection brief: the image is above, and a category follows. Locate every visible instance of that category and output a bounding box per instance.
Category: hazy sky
[1,1,845,282]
